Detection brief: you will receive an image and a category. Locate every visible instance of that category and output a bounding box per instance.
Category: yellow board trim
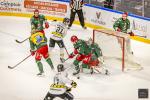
[0,12,150,44]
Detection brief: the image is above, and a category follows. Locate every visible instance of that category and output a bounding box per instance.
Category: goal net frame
[93,29,126,72]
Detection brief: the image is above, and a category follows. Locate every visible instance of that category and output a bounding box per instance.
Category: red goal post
[92,29,129,72]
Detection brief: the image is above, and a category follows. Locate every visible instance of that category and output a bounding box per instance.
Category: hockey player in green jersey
[69,35,92,75]
[113,12,134,55]
[113,12,131,34]
[29,32,54,76]
[87,38,102,67]
[30,9,49,34]
[113,12,141,69]
[86,38,109,74]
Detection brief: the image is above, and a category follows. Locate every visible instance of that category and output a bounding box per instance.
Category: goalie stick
[8,54,32,69]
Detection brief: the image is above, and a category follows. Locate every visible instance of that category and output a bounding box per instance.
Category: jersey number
[56,25,64,34]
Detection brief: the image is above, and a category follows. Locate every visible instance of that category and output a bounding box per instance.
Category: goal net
[93,29,141,72]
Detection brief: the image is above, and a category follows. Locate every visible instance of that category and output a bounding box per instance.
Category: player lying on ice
[69,35,109,75]
[29,32,54,76]
[44,64,77,100]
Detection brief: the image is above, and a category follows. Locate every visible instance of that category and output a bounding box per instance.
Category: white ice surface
[0,16,150,100]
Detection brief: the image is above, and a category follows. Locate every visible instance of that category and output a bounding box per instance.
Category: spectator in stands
[104,0,114,9]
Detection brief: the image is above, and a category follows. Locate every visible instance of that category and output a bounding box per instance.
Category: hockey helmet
[57,64,64,72]
[34,9,39,14]
[71,35,78,43]
[122,12,128,20]
[34,9,39,17]
[63,18,70,25]
[123,12,128,16]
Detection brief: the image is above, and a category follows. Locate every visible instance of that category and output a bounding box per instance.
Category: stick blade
[8,66,14,69]
[15,39,22,43]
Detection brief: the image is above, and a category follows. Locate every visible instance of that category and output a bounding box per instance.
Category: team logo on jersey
[30,32,45,45]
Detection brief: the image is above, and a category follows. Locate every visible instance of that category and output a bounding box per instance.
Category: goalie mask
[57,64,64,72]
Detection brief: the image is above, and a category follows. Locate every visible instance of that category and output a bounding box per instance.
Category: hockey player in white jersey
[44,64,77,100]
[49,18,70,63]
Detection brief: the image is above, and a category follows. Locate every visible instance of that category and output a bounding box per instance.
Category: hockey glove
[128,31,134,36]
[74,49,78,54]
[71,81,77,88]
[66,88,72,92]
[69,53,75,58]
[30,50,35,56]
[116,28,121,32]
[45,22,49,29]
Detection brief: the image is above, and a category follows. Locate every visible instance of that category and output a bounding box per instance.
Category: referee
[68,0,87,29]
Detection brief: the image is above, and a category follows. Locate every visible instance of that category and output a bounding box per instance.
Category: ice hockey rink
[0,16,150,100]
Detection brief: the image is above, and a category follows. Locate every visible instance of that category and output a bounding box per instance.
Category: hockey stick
[64,57,70,62]
[62,40,70,56]
[15,37,29,43]
[134,35,147,38]
[8,54,32,69]
[64,46,69,56]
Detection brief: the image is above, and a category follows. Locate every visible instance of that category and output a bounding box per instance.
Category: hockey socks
[36,60,44,73]
[46,57,54,70]
[81,63,89,69]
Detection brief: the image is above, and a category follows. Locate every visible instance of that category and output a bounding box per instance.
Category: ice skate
[37,72,45,77]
